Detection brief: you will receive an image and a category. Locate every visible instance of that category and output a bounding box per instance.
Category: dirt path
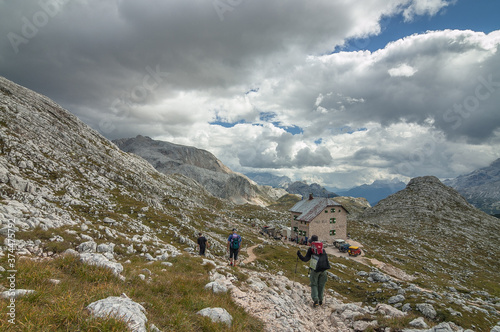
[242,245,258,264]
[244,240,416,283]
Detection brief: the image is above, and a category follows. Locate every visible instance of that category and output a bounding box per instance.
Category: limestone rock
[416,303,437,319]
[205,281,228,294]
[196,307,232,327]
[77,241,97,253]
[87,294,147,332]
[79,253,123,276]
[409,317,428,329]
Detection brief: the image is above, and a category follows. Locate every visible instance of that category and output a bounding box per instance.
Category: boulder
[196,307,232,327]
[409,317,428,329]
[205,281,228,294]
[369,271,391,283]
[416,303,437,319]
[96,243,115,254]
[77,240,97,253]
[375,303,406,318]
[388,294,405,304]
[87,294,147,332]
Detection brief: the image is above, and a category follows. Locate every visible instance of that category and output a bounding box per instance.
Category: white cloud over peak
[0,0,498,189]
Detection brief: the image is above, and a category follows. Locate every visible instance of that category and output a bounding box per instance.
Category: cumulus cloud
[388,64,418,77]
[0,0,498,189]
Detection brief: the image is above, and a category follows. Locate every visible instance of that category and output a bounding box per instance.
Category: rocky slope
[0,76,211,235]
[444,158,500,215]
[113,136,287,206]
[353,176,500,329]
[1,76,499,331]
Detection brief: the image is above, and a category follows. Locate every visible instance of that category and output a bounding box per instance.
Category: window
[329,230,336,235]
[330,208,335,213]
[330,218,336,224]
[338,208,342,213]
[325,210,328,213]
[293,227,298,232]
[294,215,297,220]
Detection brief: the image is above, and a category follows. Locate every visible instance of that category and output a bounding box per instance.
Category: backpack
[230,234,240,249]
[309,241,323,270]
[310,241,324,254]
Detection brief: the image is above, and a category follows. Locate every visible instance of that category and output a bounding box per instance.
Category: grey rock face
[87,294,147,332]
[444,158,500,214]
[113,136,287,205]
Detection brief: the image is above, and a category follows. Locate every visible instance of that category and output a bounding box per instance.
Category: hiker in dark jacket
[297,235,330,307]
[197,232,209,256]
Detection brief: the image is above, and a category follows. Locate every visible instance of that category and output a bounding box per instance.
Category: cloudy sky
[1,0,499,189]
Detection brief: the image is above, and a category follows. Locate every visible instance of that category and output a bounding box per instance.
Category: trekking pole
[294,255,298,284]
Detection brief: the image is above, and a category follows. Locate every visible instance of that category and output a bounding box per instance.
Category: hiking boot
[313,300,319,307]
[319,300,323,305]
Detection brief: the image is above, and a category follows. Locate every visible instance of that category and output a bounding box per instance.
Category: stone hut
[289,194,348,243]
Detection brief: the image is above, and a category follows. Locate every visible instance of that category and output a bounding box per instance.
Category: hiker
[297,235,331,307]
[197,232,209,256]
[227,228,242,266]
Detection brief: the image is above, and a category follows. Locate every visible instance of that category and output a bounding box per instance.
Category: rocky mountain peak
[113,135,287,205]
[443,158,500,214]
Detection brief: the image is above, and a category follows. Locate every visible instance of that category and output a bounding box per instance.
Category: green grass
[0,253,264,331]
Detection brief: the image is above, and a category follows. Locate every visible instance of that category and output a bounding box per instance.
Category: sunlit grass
[0,253,264,331]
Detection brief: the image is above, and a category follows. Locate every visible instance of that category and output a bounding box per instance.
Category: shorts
[229,247,239,260]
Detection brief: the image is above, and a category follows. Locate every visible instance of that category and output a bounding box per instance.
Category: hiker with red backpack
[297,235,331,307]
[227,228,242,266]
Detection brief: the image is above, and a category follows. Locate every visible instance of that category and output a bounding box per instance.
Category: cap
[232,228,237,232]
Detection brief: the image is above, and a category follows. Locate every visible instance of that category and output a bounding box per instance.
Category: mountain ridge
[113,135,287,205]
[443,158,500,215]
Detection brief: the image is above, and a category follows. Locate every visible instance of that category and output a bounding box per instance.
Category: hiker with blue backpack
[227,228,242,266]
[297,235,331,307]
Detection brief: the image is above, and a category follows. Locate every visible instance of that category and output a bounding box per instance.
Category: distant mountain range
[443,158,500,215]
[246,172,405,205]
[244,173,337,199]
[334,180,407,206]
[244,172,291,188]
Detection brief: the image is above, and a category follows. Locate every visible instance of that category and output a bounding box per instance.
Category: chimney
[308,193,313,200]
